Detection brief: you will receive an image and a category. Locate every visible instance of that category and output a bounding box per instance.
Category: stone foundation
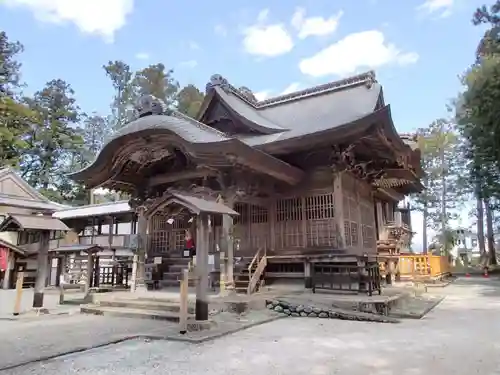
[266,299,399,323]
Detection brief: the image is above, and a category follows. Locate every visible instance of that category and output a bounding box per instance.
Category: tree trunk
[423,204,428,254]
[476,195,486,256]
[485,198,497,265]
[440,133,447,254]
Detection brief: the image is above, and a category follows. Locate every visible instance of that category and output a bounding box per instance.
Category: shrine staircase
[144,250,196,290]
[234,248,267,294]
[80,295,195,322]
[161,255,194,289]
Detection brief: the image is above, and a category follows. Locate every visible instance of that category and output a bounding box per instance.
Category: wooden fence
[396,254,451,279]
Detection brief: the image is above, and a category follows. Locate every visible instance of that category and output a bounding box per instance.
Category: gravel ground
[2,277,500,375]
[0,315,181,370]
[0,289,84,318]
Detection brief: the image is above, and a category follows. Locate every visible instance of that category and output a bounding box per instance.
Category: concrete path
[2,277,500,375]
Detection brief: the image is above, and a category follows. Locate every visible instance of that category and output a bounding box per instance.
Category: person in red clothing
[185,229,196,258]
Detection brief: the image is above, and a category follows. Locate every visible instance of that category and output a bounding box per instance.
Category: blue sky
[0,0,490,249]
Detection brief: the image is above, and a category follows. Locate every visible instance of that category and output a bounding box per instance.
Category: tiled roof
[0,214,70,232]
[170,192,239,216]
[54,201,131,219]
[51,244,103,253]
[0,194,67,211]
[149,191,239,217]
[204,71,381,146]
[107,110,230,145]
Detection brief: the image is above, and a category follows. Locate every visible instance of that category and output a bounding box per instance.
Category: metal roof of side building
[53,200,132,220]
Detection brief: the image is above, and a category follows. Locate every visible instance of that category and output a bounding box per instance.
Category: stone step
[80,305,194,322]
[235,287,248,294]
[234,273,250,280]
[169,264,191,271]
[97,299,195,313]
[159,279,196,288]
[167,257,191,263]
[163,272,182,280]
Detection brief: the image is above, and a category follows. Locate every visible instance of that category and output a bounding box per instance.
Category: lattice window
[351,222,359,246]
[305,193,336,247]
[232,203,270,252]
[149,213,190,253]
[234,203,249,225]
[343,194,359,247]
[276,197,303,248]
[361,202,376,249]
[276,198,302,222]
[233,203,250,251]
[251,204,268,223]
[150,213,170,253]
[250,204,269,249]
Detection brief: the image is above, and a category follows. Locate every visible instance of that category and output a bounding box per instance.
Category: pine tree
[21,79,84,202]
[103,60,134,131]
[0,31,32,167]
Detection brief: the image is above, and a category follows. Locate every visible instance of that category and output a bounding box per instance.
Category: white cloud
[291,7,343,39]
[214,24,228,37]
[178,60,198,68]
[254,91,271,101]
[242,9,294,57]
[280,82,301,95]
[135,52,149,60]
[3,0,133,43]
[417,0,454,18]
[397,52,419,65]
[299,30,419,78]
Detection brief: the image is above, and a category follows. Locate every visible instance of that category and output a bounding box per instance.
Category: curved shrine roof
[70,105,304,187]
[201,71,382,149]
[110,110,230,144]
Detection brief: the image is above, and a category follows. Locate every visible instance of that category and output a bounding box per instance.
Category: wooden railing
[312,259,382,296]
[247,247,267,294]
[397,254,451,279]
[21,234,135,254]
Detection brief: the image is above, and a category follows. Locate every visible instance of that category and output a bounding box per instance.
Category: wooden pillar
[220,195,235,289]
[356,184,363,252]
[108,216,117,286]
[107,216,114,249]
[59,254,68,286]
[334,172,346,248]
[55,256,63,287]
[304,260,312,289]
[2,250,14,290]
[195,213,210,321]
[270,199,276,250]
[85,251,94,293]
[93,256,100,287]
[222,213,234,289]
[219,251,226,293]
[33,230,50,308]
[135,206,147,292]
[376,202,386,240]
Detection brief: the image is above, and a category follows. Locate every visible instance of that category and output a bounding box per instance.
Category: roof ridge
[258,71,377,107]
[205,74,259,108]
[54,200,130,212]
[7,212,52,217]
[205,71,377,109]
[170,110,230,139]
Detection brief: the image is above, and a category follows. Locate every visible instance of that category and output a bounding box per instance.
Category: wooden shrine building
[70,71,423,294]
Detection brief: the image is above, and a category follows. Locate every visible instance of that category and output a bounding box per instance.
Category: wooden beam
[147,168,216,187]
[374,187,404,202]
